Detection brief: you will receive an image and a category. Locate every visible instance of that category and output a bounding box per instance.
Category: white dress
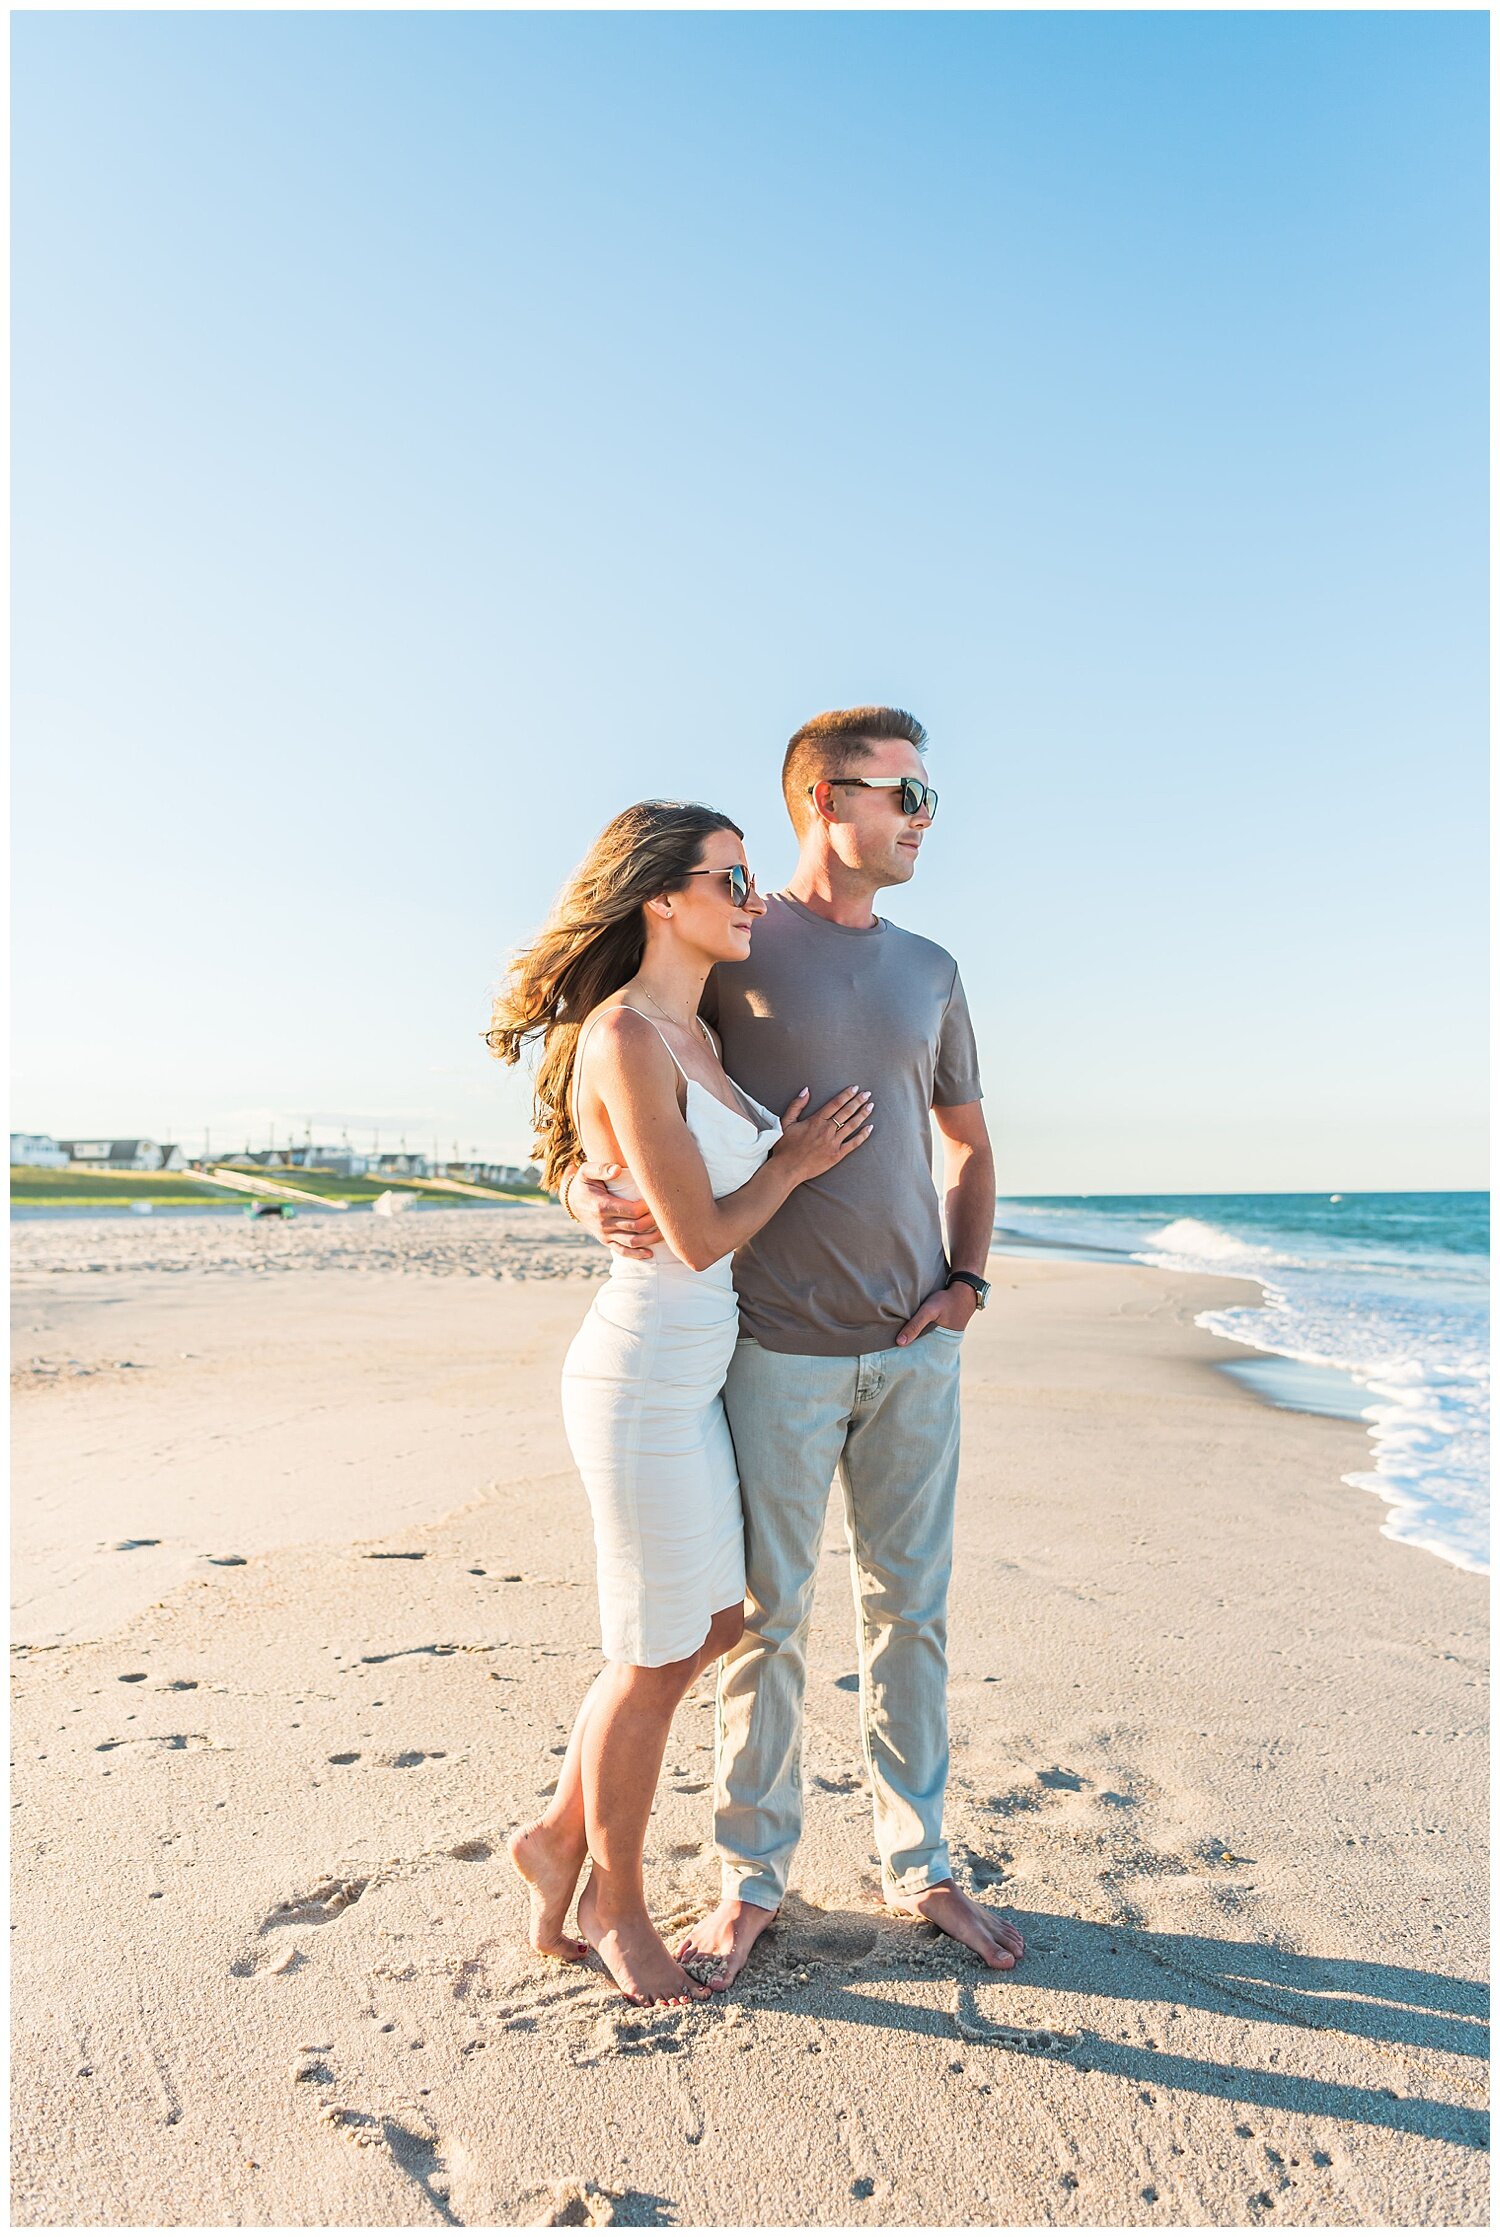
[560,1007,781,1667]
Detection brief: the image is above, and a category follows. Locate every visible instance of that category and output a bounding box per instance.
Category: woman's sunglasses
[809,775,939,820]
[680,865,758,908]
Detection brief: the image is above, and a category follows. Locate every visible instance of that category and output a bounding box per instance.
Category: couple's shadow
[737,1897,1489,2153]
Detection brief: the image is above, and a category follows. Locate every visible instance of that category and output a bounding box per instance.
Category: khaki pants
[715,1327,963,1908]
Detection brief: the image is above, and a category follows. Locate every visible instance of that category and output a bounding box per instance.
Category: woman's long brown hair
[487,800,743,1192]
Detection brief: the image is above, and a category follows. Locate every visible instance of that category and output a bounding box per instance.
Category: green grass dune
[9,1166,548,1208]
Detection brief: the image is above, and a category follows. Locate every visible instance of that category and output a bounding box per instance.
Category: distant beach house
[10,1132,68,1169]
[289,1145,369,1177]
[369,1151,431,1178]
[56,1138,183,1171]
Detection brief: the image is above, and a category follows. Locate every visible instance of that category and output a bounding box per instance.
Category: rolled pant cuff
[881,1852,954,1902]
[719,1867,784,1913]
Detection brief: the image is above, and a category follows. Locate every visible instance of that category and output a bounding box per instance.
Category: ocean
[993,1192,1489,1576]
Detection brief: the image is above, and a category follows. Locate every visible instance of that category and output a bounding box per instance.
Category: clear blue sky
[12,8,1488,1192]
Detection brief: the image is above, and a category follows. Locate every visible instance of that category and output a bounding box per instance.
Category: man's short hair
[781,705,928,827]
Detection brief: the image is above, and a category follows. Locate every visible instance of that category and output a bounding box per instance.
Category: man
[565,705,1024,1983]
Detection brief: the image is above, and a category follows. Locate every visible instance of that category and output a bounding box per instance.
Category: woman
[488,801,873,2006]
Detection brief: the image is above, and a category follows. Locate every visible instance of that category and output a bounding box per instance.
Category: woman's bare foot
[890,1879,1025,1969]
[577,1871,708,2006]
[507,1820,588,1961]
[675,1896,777,1990]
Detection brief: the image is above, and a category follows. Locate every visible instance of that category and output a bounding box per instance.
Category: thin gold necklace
[630,985,699,1036]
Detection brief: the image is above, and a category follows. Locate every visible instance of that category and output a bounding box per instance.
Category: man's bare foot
[507,1820,588,1961]
[891,1879,1025,1969]
[675,1895,777,1991]
[576,1871,708,2007]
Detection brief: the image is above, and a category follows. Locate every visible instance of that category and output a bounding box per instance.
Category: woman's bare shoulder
[578,1001,676,1086]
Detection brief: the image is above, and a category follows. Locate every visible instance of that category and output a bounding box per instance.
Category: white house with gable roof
[10,1133,68,1168]
[58,1138,169,1171]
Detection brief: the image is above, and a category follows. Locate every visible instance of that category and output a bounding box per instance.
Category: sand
[9,1208,1489,2226]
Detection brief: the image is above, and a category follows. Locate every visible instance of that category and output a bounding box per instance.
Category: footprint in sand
[577,2007,693,2067]
[1036,1766,1089,1792]
[261,1874,371,1930]
[328,1752,361,1766]
[359,1644,467,1665]
[96,1732,215,1753]
[103,1539,160,1552]
[303,2045,470,2219]
[533,2178,621,2227]
[320,2101,460,2220]
[232,1871,375,1979]
[321,2104,384,2146]
[230,1944,306,1978]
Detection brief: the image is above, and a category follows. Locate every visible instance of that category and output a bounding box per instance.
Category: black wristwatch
[947,1269,991,1310]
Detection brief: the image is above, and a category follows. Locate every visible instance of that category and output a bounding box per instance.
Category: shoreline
[10,1227,1488,2225]
[997,1224,1486,1581]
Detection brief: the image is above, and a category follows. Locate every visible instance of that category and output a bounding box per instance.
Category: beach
[10,1208,1488,2227]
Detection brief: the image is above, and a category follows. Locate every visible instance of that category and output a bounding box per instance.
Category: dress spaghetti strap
[569,1001,693,1138]
[618,1003,692,1082]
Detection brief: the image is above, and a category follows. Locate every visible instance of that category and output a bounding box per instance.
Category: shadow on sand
[752,1902,1489,2153]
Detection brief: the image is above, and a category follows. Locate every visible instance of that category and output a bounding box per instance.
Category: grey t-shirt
[702,890,983,1356]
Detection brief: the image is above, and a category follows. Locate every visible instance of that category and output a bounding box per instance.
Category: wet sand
[10,1209,1489,2225]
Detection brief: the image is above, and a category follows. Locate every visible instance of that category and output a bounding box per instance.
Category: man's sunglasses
[680,865,759,907]
[809,775,939,820]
